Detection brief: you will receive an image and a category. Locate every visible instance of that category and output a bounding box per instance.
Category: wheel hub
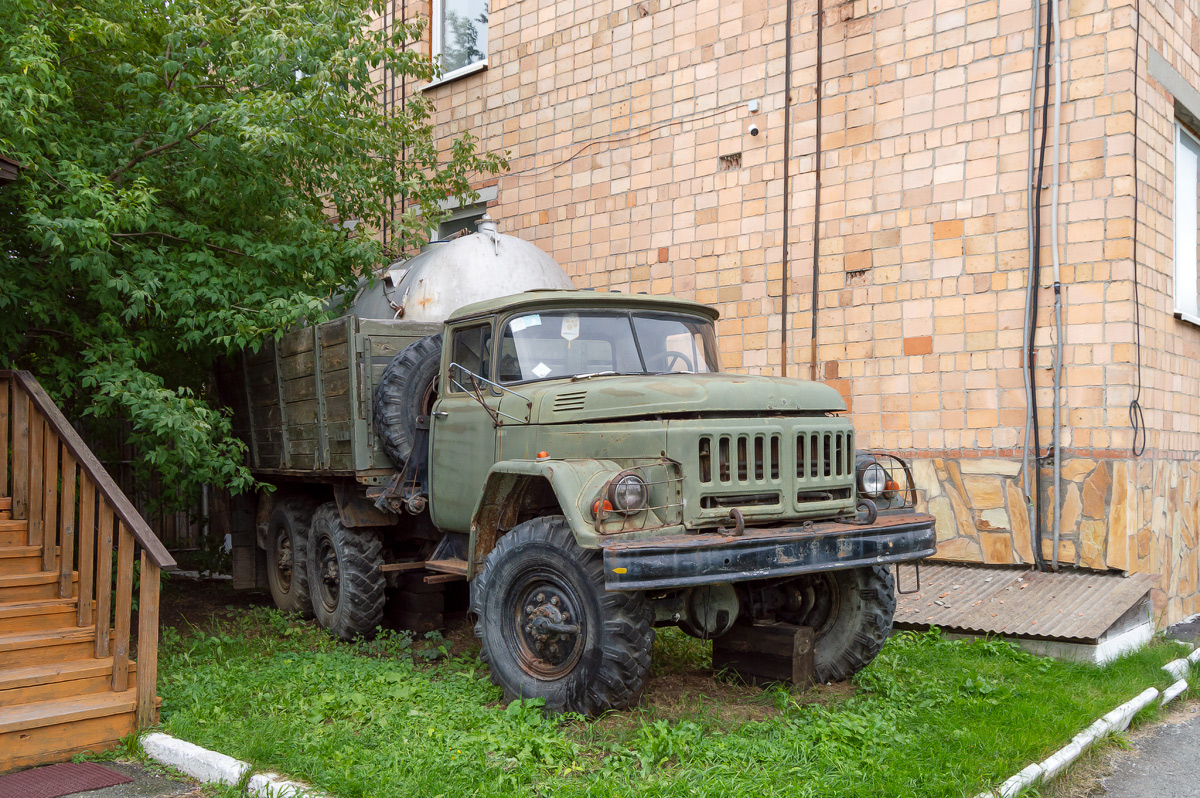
[316,539,340,611]
[274,530,293,589]
[514,584,584,677]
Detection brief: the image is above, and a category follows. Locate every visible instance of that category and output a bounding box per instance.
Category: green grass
[155,608,1192,798]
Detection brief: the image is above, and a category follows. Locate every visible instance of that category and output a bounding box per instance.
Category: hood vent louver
[553,390,588,412]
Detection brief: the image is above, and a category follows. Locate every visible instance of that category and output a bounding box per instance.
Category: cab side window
[448,323,493,391]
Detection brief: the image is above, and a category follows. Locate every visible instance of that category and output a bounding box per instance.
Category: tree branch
[108,121,214,183]
[110,230,247,257]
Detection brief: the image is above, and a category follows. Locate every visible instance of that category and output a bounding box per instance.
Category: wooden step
[0,571,77,602]
[0,689,137,772]
[0,519,27,547]
[0,547,47,576]
[0,627,95,668]
[0,598,84,635]
[0,658,134,708]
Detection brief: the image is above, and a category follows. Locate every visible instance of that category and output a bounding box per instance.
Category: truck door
[429,322,500,532]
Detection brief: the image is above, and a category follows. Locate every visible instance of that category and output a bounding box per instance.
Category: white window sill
[421,61,487,92]
[1175,310,1200,327]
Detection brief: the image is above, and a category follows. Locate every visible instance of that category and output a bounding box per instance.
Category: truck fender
[467,459,622,579]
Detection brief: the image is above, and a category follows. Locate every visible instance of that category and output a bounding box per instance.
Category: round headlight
[859,462,888,498]
[610,473,648,512]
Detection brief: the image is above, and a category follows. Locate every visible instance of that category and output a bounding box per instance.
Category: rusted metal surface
[894,562,1157,642]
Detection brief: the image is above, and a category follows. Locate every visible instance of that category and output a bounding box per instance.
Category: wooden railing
[0,370,176,728]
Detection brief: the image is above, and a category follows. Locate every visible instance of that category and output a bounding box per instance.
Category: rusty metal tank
[347,215,574,321]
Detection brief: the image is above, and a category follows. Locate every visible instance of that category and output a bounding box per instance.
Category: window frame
[494,309,722,387]
[446,321,495,394]
[428,0,489,88]
[1174,121,1200,326]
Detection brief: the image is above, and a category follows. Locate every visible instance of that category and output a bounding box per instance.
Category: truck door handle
[432,411,449,418]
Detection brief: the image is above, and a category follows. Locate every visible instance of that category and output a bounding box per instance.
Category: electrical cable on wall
[1130,0,1147,457]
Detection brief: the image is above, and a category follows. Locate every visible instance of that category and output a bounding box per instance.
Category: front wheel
[306,503,385,640]
[470,516,654,715]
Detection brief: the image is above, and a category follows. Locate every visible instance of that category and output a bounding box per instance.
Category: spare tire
[373,333,442,468]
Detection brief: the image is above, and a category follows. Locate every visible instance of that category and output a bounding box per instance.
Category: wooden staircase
[0,371,175,772]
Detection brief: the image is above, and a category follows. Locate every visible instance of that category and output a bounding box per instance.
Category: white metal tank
[347,215,574,321]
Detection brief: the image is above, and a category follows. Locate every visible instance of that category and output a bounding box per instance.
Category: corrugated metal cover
[895,563,1156,643]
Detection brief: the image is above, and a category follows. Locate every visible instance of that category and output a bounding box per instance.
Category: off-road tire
[306,503,385,640]
[373,333,443,469]
[265,496,320,616]
[470,516,654,715]
[808,565,895,682]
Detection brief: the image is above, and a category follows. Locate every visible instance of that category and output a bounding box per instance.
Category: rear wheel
[776,566,895,682]
[306,503,385,640]
[470,516,653,715]
[265,497,319,616]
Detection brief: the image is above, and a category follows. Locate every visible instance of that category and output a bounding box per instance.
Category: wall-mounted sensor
[748,122,760,136]
[749,99,760,113]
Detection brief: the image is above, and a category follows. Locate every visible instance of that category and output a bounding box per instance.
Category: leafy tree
[0,0,505,503]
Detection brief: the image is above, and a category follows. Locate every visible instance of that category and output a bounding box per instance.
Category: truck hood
[519,373,847,424]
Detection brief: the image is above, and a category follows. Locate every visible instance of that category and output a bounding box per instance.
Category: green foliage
[0,0,505,504]
[156,610,1193,798]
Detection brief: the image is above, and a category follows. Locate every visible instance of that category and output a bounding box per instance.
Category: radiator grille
[697,429,851,486]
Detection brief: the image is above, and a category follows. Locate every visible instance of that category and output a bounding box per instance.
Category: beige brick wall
[378,0,1200,622]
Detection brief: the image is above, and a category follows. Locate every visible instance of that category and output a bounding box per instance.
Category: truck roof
[447,290,721,324]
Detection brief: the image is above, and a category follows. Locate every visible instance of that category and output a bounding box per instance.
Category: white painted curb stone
[141,732,327,797]
[1162,657,1190,681]
[141,732,249,786]
[1161,678,1189,706]
[249,772,328,797]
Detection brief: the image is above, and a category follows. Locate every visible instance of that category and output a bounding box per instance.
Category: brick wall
[378,0,1200,622]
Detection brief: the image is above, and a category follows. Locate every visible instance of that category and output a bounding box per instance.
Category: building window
[436,205,485,241]
[434,0,488,78]
[1175,122,1200,325]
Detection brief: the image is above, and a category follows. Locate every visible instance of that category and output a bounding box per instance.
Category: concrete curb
[974,656,1194,798]
[140,732,327,797]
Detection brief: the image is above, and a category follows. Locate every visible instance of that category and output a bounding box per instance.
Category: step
[425,558,469,576]
[0,689,138,772]
[0,571,77,602]
[0,519,27,547]
[0,547,47,576]
[0,627,96,668]
[0,658,134,709]
[0,598,85,635]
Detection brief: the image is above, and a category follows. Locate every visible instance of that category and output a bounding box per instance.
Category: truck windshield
[497,310,720,383]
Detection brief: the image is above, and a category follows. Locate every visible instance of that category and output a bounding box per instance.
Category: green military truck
[219,228,936,714]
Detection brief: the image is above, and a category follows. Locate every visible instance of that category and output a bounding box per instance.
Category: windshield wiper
[570,371,620,382]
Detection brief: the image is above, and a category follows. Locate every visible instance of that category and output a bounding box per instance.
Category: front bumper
[600,512,936,591]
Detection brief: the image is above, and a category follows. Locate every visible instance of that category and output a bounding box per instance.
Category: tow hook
[848,498,878,525]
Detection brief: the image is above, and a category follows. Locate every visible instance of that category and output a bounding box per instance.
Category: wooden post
[42,428,59,572]
[78,477,96,626]
[0,377,9,496]
[94,500,114,658]
[11,385,28,521]
[59,452,76,598]
[110,522,134,692]
[712,622,816,688]
[28,416,43,548]
[136,554,161,728]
